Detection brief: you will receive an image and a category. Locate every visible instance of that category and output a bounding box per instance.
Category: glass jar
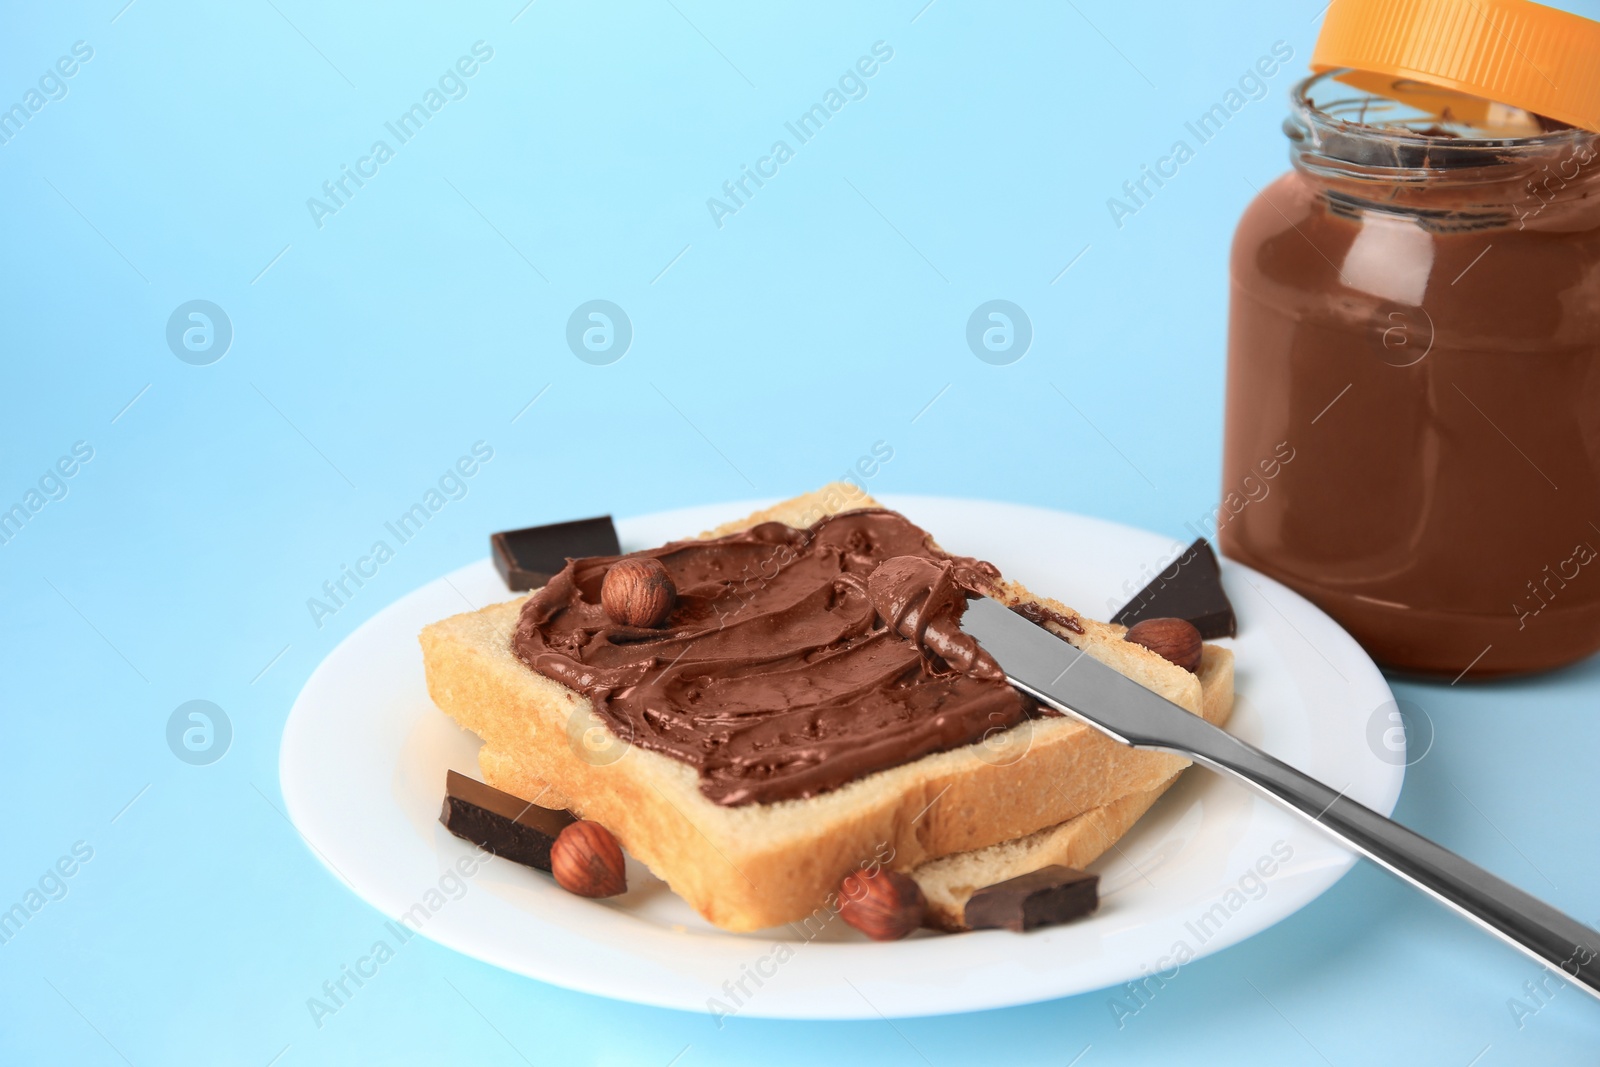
[1221,71,1600,678]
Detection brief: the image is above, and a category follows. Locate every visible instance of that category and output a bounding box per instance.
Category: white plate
[280,495,1403,1019]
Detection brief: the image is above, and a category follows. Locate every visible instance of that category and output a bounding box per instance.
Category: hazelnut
[601,557,677,628]
[1123,617,1203,674]
[550,820,628,898]
[838,867,925,941]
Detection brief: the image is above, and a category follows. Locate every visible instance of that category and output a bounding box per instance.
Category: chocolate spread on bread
[511,509,1036,806]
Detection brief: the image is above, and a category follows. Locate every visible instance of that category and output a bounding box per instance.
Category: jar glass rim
[1289,69,1596,169]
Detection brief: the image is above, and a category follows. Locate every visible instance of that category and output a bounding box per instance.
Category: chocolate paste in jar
[1222,72,1600,677]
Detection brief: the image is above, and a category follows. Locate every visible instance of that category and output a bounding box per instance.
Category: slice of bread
[912,644,1233,930]
[915,781,1173,931]
[421,484,1234,932]
[476,662,1228,935]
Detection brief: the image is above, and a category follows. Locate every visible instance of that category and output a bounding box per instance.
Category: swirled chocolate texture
[511,509,1033,806]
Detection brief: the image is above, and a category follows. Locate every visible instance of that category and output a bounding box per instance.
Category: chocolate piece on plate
[439,770,575,871]
[964,865,1099,932]
[491,516,620,591]
[1111,537,1236,639]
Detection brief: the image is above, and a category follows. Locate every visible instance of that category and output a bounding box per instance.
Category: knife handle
[1179,726,1600,1000]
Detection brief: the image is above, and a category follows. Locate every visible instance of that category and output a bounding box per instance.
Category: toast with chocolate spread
[420,484,1233,932]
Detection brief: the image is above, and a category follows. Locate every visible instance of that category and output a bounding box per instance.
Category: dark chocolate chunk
[439,770,575,871]
[964,865,1099,932]
[1111,538,1236,639]
[491,516,620,591]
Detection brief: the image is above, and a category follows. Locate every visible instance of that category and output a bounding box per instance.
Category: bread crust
[420,484,1234,932]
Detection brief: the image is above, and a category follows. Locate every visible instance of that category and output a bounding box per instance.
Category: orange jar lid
[1312,0,1600,132]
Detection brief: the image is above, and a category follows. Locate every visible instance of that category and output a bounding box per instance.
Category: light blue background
[3,1,1597,1063]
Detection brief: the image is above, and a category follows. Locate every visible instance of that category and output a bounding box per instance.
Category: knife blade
[960,595,1600,1000]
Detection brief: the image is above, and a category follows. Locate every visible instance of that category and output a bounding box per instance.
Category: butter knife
[960,595,1600,999]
